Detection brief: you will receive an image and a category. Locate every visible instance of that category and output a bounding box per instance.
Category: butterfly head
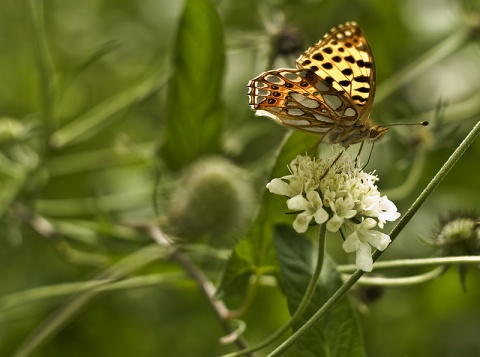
[368,125,388,142]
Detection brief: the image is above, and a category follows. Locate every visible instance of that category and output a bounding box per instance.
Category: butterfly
[247,21,387,148]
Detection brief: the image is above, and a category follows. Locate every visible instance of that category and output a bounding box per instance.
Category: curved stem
[341,267,444,286]
[267,118,480,356]
[338,256,480,272]
[227,273,261,319]
[222,224,327,357]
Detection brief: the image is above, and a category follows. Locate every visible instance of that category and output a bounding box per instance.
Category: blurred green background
[1,0,480,356]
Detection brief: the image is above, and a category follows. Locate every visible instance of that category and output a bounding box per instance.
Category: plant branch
[145,224,255,356]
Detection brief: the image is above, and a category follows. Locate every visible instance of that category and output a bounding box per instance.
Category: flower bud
[166,156,254,247]
[432,211,480,256]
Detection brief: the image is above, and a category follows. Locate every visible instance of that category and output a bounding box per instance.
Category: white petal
[266,179,292,196]
[361,218,377,230]
[342,232,360,252]
[314,207,329,224]
[327,214,344,232]
[365,230,391,251]
[287,195,310,211]
[355,242,373,272]
[323,189,336,207]
[306,190,323,207]
[335,197,356,218]
[292,213,312,233]
[288,177,304,196]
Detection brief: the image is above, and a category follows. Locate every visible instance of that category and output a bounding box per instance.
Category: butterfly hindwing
[248,68,359,135]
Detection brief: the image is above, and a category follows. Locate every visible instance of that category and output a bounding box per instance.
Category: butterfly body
[248,22,387,147]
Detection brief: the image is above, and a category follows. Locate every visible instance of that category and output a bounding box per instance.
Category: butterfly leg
[360,142,375,170]
[308,139,323,157]
[307,131,331,158]
[319,149,345,181]
[354,141,365,167]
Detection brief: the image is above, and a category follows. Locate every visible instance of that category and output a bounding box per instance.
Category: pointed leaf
[273,224,365,357]
[161,0,224,169]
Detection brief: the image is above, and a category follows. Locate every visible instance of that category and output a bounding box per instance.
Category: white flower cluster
[266,152,401,272]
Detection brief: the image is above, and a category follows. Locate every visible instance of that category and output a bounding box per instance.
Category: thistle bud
[432,211,480,256]
[166,156,255,247]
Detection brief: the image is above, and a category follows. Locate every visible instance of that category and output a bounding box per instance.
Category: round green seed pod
[166,156,255,247]
[432,211,480,256]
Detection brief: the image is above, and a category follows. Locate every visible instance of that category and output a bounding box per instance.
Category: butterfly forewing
[296,22,376,122]
[248,21,386,147]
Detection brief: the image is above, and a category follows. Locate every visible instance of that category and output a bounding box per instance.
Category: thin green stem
[1,0,57,219]
[268,269,364,357]
[228,273,261,319]
[222,224,327,357]
[0,273,185,316]
[338,256,480,272]
[267,119,480,356]
[377,118,480,252]
[341,267,444,286]
[13,245,167,357]
[25,0,56,136]
[375,28,469,104]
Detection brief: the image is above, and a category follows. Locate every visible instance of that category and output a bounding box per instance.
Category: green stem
[341,267,444,286]
[338,256,480,272]
[378,118,480,250]
[375,28,469,104]
[0,273,185,315]
[228,273,261,319]
[268,269,364,357]
[267,119,480,356]
[26,0,56,136]
[13,245,167,357]
[222,224,327,357]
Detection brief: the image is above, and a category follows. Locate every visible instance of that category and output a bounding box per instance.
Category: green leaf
[217,131,318,297]
[273,224,365,357]
[161,0,224,170]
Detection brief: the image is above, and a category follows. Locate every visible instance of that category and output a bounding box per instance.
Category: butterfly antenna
[383,121,429,127]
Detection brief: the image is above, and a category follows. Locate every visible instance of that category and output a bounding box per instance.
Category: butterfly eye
[368,127,388,141]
